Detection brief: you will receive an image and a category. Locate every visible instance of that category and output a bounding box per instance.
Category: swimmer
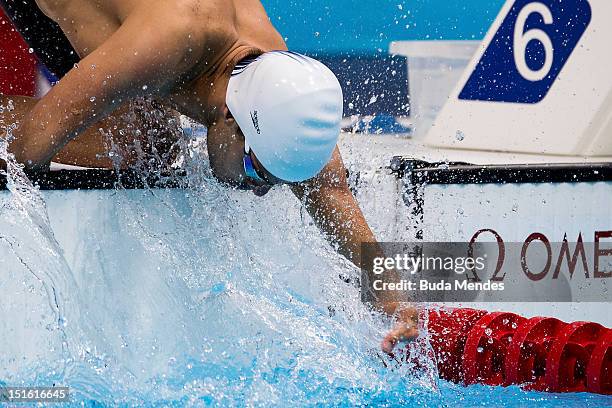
[0,0,417,354]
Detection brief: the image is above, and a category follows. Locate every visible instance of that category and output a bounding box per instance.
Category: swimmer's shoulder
[156,0,241,47]
[34,0,71,19]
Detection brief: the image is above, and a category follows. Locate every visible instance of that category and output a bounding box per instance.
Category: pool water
[0,129,611,407]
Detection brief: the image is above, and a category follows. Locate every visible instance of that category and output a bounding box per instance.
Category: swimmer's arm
[1,94,179,169]
[290,148,397,301]
[9,3,202,170]
[291,148,418,352]
[291,148,376,269]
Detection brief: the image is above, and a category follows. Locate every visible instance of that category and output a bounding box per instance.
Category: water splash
[0,102,121,394]
[0,107,441,404]
[1,109,599,406]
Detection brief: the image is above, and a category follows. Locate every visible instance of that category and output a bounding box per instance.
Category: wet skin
[2,0,418,353]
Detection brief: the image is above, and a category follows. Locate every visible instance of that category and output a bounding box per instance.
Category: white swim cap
[226,51,343,182]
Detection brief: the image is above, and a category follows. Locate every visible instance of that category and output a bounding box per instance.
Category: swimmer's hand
[379,302,419,355]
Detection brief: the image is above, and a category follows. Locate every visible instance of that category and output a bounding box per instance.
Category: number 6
[513,2,554,82]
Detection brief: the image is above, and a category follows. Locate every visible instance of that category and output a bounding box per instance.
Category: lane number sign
[459,0,591,104]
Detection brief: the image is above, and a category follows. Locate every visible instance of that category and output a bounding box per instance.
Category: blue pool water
[1,129,611,407]
[262,0,506,53]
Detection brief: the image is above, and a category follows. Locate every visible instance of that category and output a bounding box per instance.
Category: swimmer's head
[226,51,343,183]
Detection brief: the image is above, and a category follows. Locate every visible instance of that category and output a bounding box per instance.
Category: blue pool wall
[261,0,506,54]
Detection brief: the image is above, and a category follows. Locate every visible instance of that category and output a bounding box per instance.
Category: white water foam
[0,109,437,404]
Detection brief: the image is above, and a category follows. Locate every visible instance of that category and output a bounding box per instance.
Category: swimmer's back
[35,0,285,59]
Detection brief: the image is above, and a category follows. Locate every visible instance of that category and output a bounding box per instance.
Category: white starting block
[425,0,612,157]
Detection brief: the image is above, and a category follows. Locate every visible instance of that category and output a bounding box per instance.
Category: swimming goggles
[243,144,273,187]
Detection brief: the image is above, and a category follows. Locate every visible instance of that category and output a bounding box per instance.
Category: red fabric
[0,8,37,96]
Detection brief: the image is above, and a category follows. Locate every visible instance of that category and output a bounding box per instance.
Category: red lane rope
[427,308,612,395]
